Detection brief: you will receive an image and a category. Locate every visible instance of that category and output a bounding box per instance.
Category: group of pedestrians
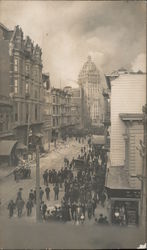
[7,135,108,224]
[40,138,108,223]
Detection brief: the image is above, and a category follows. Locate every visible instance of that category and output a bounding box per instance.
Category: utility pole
[36,143,40,221]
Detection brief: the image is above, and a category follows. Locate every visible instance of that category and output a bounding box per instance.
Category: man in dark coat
[26,199,33,216]
[16,198,25,217]
[8,200,15,218]
[54,184,59,200]
[45,185,50,200]
[42,202,47,220]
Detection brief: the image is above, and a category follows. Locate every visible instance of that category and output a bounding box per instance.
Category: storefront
[107,188,140,226]
[105,166,141,226]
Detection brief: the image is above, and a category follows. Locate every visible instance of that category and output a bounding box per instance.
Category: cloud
[0,1,146,87]
[131,53,146,72]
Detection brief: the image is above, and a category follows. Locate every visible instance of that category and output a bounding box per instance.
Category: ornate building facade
[78,56,106,128]
[0,23,51,152]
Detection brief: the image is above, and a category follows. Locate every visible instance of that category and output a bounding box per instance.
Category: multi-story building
[0,23,50,153]
[51,88,72,140]
[0,24,13,141]
[78,56,106,128]
[64,86,81,129]
[105,70,146,226]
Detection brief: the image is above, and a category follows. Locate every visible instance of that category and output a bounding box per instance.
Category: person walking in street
[40,187,44,202]
[16,198,25,217]
[29,189,34,204]
[26,199,33,216]
[54,183,59,200]
[42,202,47,220]
[8,200,15,218]
[16,188,23,201]
[45,185,50,200]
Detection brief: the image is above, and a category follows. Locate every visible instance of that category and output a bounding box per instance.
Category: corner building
[0,24,46,150]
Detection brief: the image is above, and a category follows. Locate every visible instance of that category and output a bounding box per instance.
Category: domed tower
[78,56,105,128]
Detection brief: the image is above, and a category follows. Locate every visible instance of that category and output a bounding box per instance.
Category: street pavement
[0,138,145,249]
[0,138,88,216]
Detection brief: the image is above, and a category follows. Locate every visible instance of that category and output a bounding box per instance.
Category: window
[26,103,29,123]
[53,118,55,127]
[53,96,55,104]
[53,106,55,115]
[26,64,30,75]
[14,79,18,94]
[14,103,18,121]
[25,82,29,94]
[14,58,18,72]
[35,104,37,121]
[35,90,38,99]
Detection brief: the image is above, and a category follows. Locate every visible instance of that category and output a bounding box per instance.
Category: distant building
[78,56,106,128]
[51,88,72,140]
[105,71,146,226]
[0,23,51,153]
[64,86,81,129]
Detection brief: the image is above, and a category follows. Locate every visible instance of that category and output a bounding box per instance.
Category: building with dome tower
[78,56,106,129]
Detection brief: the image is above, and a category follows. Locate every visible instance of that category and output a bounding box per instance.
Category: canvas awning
[91,135,105,145]
[16,142,27,150]
[0,140,17,156]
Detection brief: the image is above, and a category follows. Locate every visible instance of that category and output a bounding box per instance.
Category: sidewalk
[0,165,16,181]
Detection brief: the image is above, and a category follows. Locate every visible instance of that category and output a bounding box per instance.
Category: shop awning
[106,166,130,189]
[91,135,105,145]
[0,140,17,156]
[16,142,27,150]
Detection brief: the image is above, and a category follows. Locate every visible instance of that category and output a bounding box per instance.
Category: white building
[110,72,146,188]
[78,56,106,128]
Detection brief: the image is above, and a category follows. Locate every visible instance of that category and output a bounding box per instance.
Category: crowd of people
[7,136,109,225]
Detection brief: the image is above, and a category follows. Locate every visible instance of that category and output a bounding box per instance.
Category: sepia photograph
[0,0,146,249]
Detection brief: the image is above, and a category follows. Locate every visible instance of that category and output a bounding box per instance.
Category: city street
[0,138,85,215]
[0,138,145,249]
[0,2,146,248]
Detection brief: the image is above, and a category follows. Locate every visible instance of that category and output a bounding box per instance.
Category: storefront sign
[107,188,141,199]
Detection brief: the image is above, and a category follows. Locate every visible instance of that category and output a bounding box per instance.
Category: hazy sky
[0,1,146,87]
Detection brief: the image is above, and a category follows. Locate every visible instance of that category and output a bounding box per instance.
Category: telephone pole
[36,143,40,222]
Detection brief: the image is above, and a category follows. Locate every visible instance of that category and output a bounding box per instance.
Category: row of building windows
[53,117,71,127]
[52,95,71,105]
[13,57,42,82]
[14,102,39,123]
[11,79,41,99]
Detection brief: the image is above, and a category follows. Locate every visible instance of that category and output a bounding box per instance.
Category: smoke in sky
[0,1,146,87]
[131,53,146,72]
